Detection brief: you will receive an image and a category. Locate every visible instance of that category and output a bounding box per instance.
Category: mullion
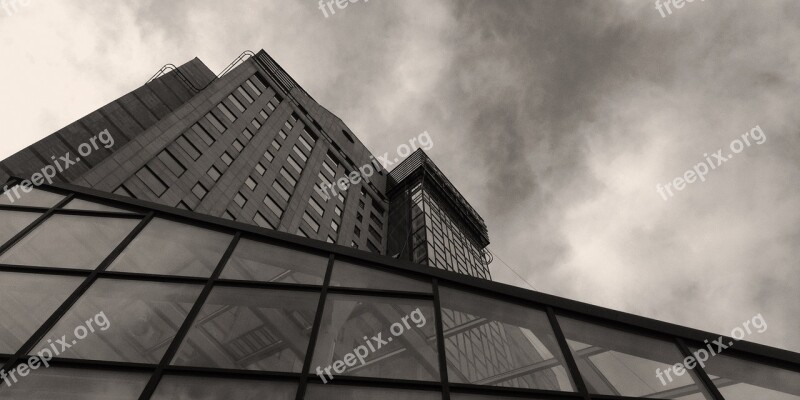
[294,253,335,400]
[0,211,154,378]
[137,232,242,400]
[0,193,74,256]
[432,278,450,400]
[546,306,591,400]
[675,337,725,400]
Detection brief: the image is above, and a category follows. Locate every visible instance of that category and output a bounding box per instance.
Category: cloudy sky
[1,0,798,353]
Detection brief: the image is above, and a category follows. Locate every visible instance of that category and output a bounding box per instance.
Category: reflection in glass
[0,186,64,208]
[329,260,431,293]
[0,214,139,269]
[310,294,439,381]
[220,239,327,284]
[32,279,202,364]
[450,394,551,400]
[440,287,574,391]
[1,367,148,399]
[0,210,40,247]
[108,218,232,277]
[305,384,441,400]
[62,198,133,213]
[172,287,319,372]
[0,272,83,354]
[558,315,713,399]
[690,348,800,400]
[151,375,296,400]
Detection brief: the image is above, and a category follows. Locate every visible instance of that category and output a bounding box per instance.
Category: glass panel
[32,279,203,364]
[0,210,40,246]
[310,294,439,382]
[108,218,231,277]
[0,186,64,208]
[151,375,296,400]
[1,367,149,399]
[220,239,327,284]
[62,198,132,213]
[692,348,800,400]
[451,394,551,400]
[330,260,431,293]
[0,214,139,269]
[0,272,83,354]
[440,287,574,391]
[172,287,319,372]
[305,384,441,400]
[557,315,713,398]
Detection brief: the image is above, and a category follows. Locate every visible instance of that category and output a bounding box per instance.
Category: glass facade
[0,185,797,400]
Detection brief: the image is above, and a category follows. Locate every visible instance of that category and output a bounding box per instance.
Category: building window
[287,155,303,174]
[237,86,254,104]
[221,152,234,166]
[302,212,319,233]
[354,226,361,237]
[192,183,208,200]
[284,121,293,131]
[192,124,215,146]
[207,166,221,182]
[245,177,257,191]
[245,78,262,96]
[293,146,308,163]
[234,192,247,208]
[341,129,355,143]
[308,198,324,217]
[368,225,382,242]
[326,236,335,243]
[263,195,283,217]
[227,94,245,112]
[205,113,226,133]
[113,185,134,198]
[278,129,287,140]
[280,168,296,187]
[272,181,291,201]
[259,110,269,120]
[251,119,261,130]
[255,163,266,176]
[264,149,274,162]
[358,200,365,209]
[337,192,345,203]
[356,213,363,222]
[366,239,380,253]
[176,201,191,210]
[267,101,276,112]
[290,113,298,122]
[334,206,342,217]
[271,140,281,151]
[175,136,201,160]
[242,128,253,141]
[233,139,244,152]
[322,160,336,177]
[370,212,384,229]
[157,149,185,177]
[216,103,236,122]
[298,135,313,152]
[135,166,168,197]
[253,212,273,228]
[296,228,308,238]
[330,220,339,232]
[222,210,235,220]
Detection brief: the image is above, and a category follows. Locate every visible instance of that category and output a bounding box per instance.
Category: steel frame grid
[0,180,796,400]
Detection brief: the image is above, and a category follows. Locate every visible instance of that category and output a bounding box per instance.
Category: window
[264,149,274,162]
[192,123,215,146]
[227,94,245,112]
[267,101,276,111]
[263,195,283,217]
[330,220,339,232]
[175,200,189,209]
[305,385,438,400]
[302,212,319,232]
[136,166,168,196]
[221,152,234,166]
[253,212,273,229]
[192,183,207,199]
[308,197,324,216]
[175,135,200,160]
[113,185,134,198]
[271,139,281,151]
[251,119,261,130]
[278,129,287,140]
[280,168,296,187]
[237,86,254,104]
[287,155,303,174]
[368,225,382,242]
[296,228,308,238]
[245,177,257,190]
[329,261,430,292]
[298,135,313,152]
[290,112,298,122]
[222,210,235,220]
[303,127,317,144]
[216,103,236,122]
[353,226,361,236]
[205,113,226,133]
[358,199,365,209]
[207,166,221,181]
[293,146,307,163]
[157,149,185,177]
[366,239,380,253]
[272,181,291,201]
[234,192,247,207]
[326,236,335,243]
[284,121,293,131]
[341,129,355,143]
[334,206,342,217]
[322,160,336,177]
[245,78,262,96]
[255,163,266,176]
[337,192,345,203]
[232,139,244,152]
[252,74,269,91]
[356,213,363,222]
[370,212,384,228]
[152,376,296,400]
[242,128,253,141]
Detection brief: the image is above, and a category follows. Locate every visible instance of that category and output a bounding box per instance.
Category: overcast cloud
[1,0,797,352]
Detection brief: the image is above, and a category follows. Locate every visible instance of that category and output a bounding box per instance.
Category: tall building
[0,51,798,399]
